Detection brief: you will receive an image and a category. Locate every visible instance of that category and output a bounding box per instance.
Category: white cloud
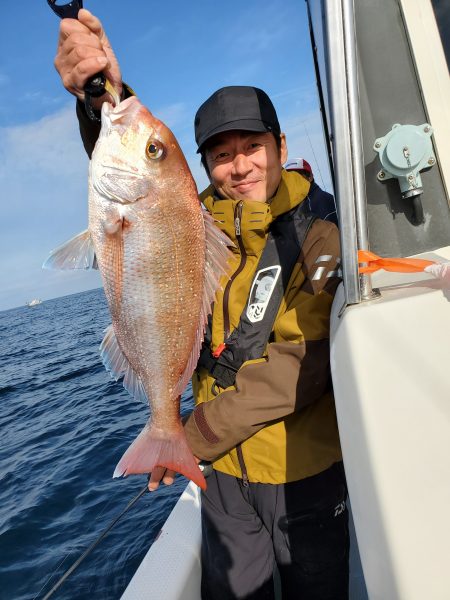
[154,102,189,131]
[0,104,96,311]
[0,104,87,180]
[225,4,290,55]
[272,85,318,106]
[222,60,265,86]
[21,90,65,109]
[131,25,165,47]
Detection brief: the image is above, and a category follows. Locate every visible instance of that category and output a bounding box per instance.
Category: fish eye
[145,139,164,160]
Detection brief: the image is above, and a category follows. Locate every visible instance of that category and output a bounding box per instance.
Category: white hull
[331,246,450,599]
[121,482,202,600]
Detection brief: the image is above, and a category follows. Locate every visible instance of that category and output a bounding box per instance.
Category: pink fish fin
[42,229,98,270]
[100,325,148,403]
[113,422,207,490]
[173,210,234,397]
[203,210,235,310]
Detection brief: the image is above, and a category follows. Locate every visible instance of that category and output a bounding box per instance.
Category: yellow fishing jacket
[185,169,342,484]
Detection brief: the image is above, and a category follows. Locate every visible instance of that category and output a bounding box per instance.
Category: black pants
[200,463,349,600]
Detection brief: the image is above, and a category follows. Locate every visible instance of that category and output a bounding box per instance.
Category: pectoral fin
[43,230,97,270]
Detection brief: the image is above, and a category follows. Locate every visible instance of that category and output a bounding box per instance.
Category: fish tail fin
[113,423,206,490]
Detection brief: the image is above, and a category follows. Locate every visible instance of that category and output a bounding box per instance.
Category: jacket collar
[199,170,310,256]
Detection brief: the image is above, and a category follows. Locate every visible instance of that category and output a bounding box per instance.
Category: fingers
[54,9,122,102]
[147,467,176,492]
[68,55,108,94]
[76,10,122,90]
[148,466,165,491]
[77,9,106,40]
[163,470,176,486]
[55,20,107,99]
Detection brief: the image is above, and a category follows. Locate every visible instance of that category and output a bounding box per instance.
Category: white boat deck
[121,482,202,600]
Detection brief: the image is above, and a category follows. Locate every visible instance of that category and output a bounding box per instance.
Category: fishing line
[35,487,119,596]
[302,120,326,190]
[34,482,149,600]
[32,457,134,599]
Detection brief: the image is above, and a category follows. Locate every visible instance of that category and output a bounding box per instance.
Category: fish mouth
[94,97,152,203]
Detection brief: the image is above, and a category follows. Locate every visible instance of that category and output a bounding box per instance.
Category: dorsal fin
[174,210,233,397]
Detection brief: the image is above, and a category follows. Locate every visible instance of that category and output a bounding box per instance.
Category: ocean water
[0,288,192,600]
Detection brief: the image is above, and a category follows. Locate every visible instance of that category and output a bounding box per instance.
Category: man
[285,158,338,226]
[54,9,349,599]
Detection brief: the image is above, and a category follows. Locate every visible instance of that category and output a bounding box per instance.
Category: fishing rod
[305,0,335,193]
[47,0,118,121]
[302,120,326,191]
[35,482,149,600]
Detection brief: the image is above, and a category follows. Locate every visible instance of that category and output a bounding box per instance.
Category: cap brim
[196,119,275,153]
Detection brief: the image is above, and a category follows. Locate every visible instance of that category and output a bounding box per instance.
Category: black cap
[194,86,281,153]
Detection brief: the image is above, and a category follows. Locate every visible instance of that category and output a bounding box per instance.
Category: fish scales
[90,188,205,414]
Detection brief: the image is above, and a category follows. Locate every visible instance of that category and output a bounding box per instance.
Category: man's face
[204,130,287,203]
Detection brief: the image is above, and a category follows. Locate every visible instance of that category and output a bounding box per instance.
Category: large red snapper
[44,96,232,490]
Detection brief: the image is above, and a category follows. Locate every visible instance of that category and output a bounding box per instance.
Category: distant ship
[26,299,42,307]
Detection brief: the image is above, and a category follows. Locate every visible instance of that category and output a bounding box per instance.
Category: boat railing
[321,0,374,305]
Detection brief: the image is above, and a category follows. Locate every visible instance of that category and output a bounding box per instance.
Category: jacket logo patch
[246,266,281,323]
[334,501,346,517]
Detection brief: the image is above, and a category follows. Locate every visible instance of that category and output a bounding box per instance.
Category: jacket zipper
[222,201,247,337]
[220,201,249,485]
[236,444,249,487]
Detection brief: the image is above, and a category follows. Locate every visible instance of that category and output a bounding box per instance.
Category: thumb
[77,8,122,97]
[77,9,109,44]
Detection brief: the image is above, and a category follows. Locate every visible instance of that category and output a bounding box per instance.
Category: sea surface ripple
[0,289,192,600]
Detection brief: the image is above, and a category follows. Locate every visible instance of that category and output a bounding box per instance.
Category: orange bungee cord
[358,250,450,285]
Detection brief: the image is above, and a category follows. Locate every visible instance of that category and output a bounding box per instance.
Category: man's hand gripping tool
[47,0,118,121]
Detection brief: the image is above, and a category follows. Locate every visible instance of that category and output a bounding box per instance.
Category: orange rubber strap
[358,250,435,274]
[212,343,227,358]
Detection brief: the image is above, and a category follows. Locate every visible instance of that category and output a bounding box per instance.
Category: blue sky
[0,0,331,311]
